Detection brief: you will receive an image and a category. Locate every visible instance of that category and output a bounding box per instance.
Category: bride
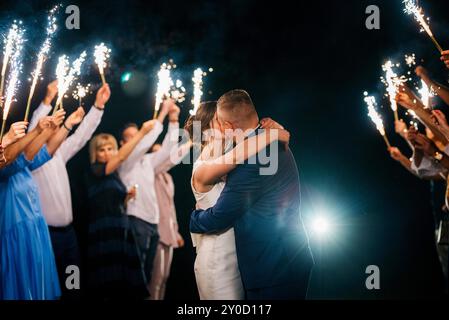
[184,101,290,300]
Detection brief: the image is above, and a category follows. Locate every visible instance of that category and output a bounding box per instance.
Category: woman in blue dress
[0,111,66,300]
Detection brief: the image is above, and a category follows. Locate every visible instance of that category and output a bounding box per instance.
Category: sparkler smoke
[190,68,204,116]
[94,43,111,85]
[403,0,443,53]
[364,92,390,148]
[24,5,61,121]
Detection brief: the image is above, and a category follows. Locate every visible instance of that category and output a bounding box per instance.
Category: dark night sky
[1,0,449,299]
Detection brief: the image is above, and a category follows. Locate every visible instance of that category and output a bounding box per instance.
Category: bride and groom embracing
[185,89,314,300]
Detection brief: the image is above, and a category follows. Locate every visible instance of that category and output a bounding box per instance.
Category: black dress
[85,162,148,299]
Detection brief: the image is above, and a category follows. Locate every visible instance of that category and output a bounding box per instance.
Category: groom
[190,89,314,300]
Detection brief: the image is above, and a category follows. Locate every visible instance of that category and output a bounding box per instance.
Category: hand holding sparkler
[430,109,449,141]
[64,107,85,130]
[1,121,28,148]
[43,80,58,106]
[168,101,181,122]
[395,119,408,139]
[440,50,449,69]
[388,147,403,161]
[94,83,111,110]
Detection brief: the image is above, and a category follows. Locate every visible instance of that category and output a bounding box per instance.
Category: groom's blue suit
[190,132,314,300]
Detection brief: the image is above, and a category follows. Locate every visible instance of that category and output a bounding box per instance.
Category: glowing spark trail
[24,4,61,121]
[94,43,110,85]
[364,92,391,148]
[403,0,443,53]
[381,61,400,121]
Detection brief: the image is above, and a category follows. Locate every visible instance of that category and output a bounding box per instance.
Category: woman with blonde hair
[85,118,157,299]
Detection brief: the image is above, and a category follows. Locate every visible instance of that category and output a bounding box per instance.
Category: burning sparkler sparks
[381,60,407,122]
[190,68,204,116]
[153,62,174,119]
[364,92,391,148]
[404,53,416,67]
[403,0,443,53]
[24,5,61,121]
[54,51,87,114]
[72,83,91,107]
[1,21,24,109]
[0,24,25,141]
[94,43,111,85]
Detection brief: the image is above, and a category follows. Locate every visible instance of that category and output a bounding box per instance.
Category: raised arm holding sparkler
[395,84,448,144]
[403,0,443,53]
[415,66,449,107]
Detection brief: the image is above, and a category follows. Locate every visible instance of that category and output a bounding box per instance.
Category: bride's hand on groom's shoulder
[260,117,284,129]
[260,117,290,148]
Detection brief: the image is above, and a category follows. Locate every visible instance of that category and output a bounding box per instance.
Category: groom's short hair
[217,90,257,126]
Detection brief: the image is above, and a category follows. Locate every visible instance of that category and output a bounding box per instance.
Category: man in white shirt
[29,81,111,299]
[118,99,181,289]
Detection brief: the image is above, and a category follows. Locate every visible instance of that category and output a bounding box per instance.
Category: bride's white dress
[190,160,244,300]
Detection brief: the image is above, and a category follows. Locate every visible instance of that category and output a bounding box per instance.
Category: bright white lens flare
[312,216,331,236]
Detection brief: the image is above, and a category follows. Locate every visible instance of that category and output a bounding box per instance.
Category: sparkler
[1,22,23,109]
[403,0,443,53]
[381,61,407,122]
[94,43,110,85]
[364,92,391,148]
[24,5,60,121]
[190,68,204,116]
[0,25,24,142]
[170,79,186,104]
[404,53,416,67]
[153,62,174,119]
[72,83,91,107]
[53,51,87,114]
[418,79,433,109]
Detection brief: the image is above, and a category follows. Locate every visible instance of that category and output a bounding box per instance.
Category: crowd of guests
[0,81,187,300]
[387,50,449,294]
